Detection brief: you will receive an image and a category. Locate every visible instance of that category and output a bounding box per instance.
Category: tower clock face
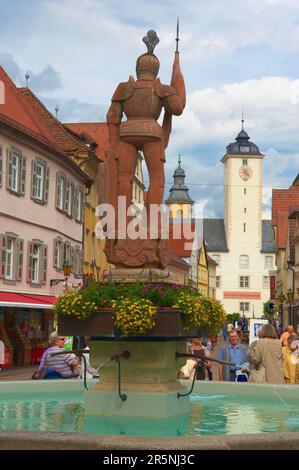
[239,165,253,181]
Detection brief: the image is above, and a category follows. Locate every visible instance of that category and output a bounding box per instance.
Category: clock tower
[221,121,264,250]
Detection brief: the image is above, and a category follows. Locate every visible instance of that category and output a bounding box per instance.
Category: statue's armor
[107,76,178,144]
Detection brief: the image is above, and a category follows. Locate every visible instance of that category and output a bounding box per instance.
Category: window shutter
[72,187,78,219]
[44,166,50,204]
[6,148,12,190]
[26,241,33,282]
[31,160,37,199]
[79,249,83,275]
[81,191,85,224]
[70,246,74,270]
[0,145,3,187]
[0,234,7,279]
[20,156,26,196]
[41,244,48,285]
[16,238,24,281]
[55,173,60,208]
[64,179,71,214]
[53,238,59,269]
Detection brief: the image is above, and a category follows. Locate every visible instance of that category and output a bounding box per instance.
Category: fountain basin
[1,380,299,449]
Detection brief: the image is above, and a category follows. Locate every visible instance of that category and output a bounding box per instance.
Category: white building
[203,124,275,318]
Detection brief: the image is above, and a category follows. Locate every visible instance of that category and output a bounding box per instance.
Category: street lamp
[50,261,73,288]
[287,290,294,325]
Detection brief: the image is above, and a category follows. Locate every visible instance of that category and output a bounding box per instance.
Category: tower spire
[241,111,244,130]
[55,104,59,119]
[25,70,30,88]
[178,153,181,168]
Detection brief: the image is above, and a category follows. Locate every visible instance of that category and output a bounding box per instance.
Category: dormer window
[240,146,250,153]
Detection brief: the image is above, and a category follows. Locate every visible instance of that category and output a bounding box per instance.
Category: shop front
[0,292,57,367]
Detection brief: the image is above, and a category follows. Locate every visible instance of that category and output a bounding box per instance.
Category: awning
[0,292,57,310]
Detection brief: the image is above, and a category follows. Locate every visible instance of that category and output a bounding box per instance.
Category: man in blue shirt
[217,330,247,381]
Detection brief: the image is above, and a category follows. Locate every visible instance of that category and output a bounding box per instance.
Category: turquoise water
[1,391,299,437]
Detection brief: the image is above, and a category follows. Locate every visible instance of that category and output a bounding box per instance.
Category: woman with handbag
[249,323,284,384]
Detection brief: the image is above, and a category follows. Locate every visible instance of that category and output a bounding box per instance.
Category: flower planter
[58,309,204,341]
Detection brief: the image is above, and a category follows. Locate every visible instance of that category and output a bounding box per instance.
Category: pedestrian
[42,332,80,379]
[280,325,295,384]
[217,330,247,381]
[249,323,284,384]
[0,334,5,371]
[222,322,228,342]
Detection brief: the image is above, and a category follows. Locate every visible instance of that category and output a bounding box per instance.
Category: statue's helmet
[136,53,160,79]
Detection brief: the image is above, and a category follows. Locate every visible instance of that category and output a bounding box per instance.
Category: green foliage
[226,313,241,323]
[54,281,227,335]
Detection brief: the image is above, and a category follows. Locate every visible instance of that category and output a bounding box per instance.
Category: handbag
[249,339,267,384]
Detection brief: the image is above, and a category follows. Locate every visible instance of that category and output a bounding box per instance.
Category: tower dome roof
[165,156,194,205]
[225,119,262,156]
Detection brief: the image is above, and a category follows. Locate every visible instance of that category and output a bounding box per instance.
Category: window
[211,254,221,266]
[65,180,73,217]
[263,276,270,288]
[240,276,249,288]
[56,173,66,211]
[242,159,248,165]
[216,276,221,288]
[32,244,40,284]
[240,302,250,313]
[264,256,273,269]
[244,188,246,195]
[244,207,246,213]
[75,189,83,223]
[31,160,49,204]
[243,223,246,232]
[0,234,23,282]
[177,209,183,219]
[27,241,47,285]
[53,238,64,270]
[239,255,249,268]
[5,238,14,280]
[6,148,26,196]
[11,154,19,193]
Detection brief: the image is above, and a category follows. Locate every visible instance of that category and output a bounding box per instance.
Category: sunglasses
[58,337,66,341]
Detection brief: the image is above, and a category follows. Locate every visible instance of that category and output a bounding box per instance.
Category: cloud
[0,52,62,92]
[29,65,62,92]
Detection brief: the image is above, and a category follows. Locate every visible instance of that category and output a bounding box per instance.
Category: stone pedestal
[85,340,189,418]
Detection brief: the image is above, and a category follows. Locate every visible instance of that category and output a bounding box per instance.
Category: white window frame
[76,190,83,222]
[239,255,249,269]
[264,255,273,269]
[11,153,19,193]
[5,238,14,280]
[242,159,248,165]
[240,276,249,288]
[32,244,40,284]
[35,162,44,201]
[56,174,65,211]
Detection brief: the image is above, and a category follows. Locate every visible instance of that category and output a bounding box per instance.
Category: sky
[1,0,299,218]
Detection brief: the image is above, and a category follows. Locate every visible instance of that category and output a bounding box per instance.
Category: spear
[175,17,179,53]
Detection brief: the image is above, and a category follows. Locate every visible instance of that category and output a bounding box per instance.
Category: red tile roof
[19,87,88,154]
[0,66,56,144]
[64,122,109,160]
[272,176,299,251]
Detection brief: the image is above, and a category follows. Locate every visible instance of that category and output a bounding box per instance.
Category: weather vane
[25,69,30,88]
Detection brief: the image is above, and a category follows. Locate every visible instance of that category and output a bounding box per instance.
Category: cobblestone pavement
[0,365,36,381]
